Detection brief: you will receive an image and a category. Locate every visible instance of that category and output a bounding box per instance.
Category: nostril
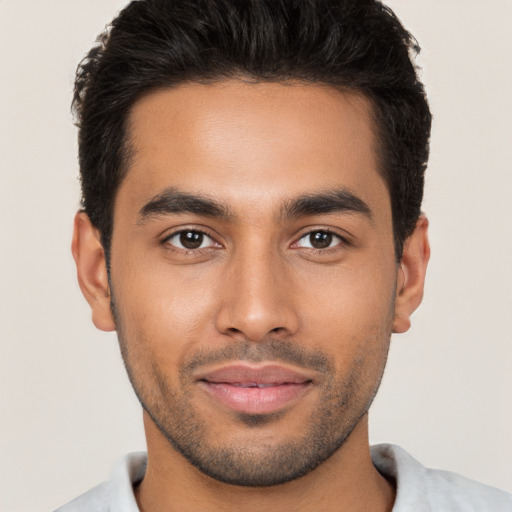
[226,327,243,335]
[215,299,300,341]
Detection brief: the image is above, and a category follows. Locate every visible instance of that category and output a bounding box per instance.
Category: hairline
[106,77,395,247]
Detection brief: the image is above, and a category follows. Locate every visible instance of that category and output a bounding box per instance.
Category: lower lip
[199,381,311,414]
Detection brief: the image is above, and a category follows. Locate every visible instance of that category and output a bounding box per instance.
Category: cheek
[298,256,397,336]
[111,256,221,361]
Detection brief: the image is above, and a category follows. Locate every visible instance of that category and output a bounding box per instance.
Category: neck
[135,412,395,512]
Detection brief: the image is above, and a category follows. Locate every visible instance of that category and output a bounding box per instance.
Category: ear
[393,215,430,333]
[71,211,116,332]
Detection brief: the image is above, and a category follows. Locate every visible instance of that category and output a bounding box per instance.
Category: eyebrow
[138,187,232,223]
[138,186,372,224]
[281,189,372,221]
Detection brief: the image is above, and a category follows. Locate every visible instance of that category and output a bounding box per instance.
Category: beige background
[0,1,511,510]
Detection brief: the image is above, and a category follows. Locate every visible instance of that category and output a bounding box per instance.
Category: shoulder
[52,452,147,512]
[371,444,512,512]
[53,482,110,512]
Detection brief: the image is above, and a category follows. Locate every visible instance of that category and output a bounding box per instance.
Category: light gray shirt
[54,444,512,511]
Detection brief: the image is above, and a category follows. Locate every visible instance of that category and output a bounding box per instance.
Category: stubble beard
[111,297,392,487]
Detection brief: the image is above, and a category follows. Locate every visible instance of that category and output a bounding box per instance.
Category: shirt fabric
[54,444,512,511]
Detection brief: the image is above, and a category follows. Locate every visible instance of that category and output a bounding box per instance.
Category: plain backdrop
[0,1,511,511]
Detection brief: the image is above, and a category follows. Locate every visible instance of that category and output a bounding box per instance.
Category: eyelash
[292,228,349,253]
[162,228,220,254]
[161,227,350,254]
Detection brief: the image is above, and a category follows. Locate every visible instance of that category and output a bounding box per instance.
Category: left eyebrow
[280,188,373,221]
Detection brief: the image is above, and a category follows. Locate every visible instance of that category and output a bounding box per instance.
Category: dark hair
[73,0,431,259]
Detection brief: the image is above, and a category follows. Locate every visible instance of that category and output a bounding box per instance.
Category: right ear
[71,211,116,332]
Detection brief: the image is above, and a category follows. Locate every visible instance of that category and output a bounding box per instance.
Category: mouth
[196,363,314,415]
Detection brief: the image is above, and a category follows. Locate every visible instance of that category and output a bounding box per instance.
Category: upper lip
[196,363,314,386]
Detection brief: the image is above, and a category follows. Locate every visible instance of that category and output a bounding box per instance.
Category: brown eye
[296,230,342,250]
[180,231,203,249]
[166,230,216,250]
[309,231,333,248]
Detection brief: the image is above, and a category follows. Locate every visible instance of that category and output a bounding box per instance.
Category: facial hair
[111,291,392,487]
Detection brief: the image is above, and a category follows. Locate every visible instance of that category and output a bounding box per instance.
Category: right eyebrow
[137,187,233,224]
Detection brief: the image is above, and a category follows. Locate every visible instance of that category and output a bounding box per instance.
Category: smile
[230,382,279,388]
[196,364,314,414]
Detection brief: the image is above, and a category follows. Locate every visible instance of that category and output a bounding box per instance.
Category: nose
[215,245,300,342]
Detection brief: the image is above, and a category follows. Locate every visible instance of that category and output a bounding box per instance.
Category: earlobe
[392,216,430,334]
[72,212,116,332]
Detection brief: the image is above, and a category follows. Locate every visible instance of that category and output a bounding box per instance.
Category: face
[75,81,426,486]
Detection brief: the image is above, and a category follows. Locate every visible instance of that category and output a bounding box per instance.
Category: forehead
[119,80,389,220]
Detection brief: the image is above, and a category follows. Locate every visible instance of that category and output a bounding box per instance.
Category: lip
[196,363,314,415]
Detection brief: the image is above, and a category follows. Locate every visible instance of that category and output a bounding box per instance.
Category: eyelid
[291,227,350,250]
[161,226,222,250]
[159,225,350,252]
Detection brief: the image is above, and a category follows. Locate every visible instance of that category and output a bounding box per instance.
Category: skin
[73,81,429,512]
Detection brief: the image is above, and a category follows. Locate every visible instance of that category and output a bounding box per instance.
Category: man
[57,0,512,510]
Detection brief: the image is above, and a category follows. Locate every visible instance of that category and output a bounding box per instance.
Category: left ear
[393,215,430,333]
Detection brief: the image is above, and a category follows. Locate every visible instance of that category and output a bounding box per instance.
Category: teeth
[233,382,277,388]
